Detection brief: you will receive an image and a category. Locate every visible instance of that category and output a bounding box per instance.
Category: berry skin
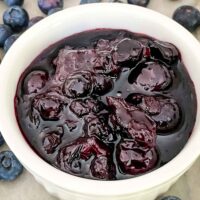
[127,0,149,7]
[28,16,44,28]
[129,62,172,92]
[3,6,29,32]
[159,196,181,200]
[0,132,5,147]
[0,151,23,181]
[107,97,157,147]
[57,136,115,179]
[0,24,13,47]
[80,0,101,4]
[150,40,179,64]
[23,70,48,94]
[38,0,63,14]
[32,93,64,121]
[3,34,19,52]
[4,0,24,6]
[173,5,200,32]
[127,94,181,132]
[116,139,157,175]
[63,71,92,98]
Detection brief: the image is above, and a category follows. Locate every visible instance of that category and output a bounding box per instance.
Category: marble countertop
[0,0,200,200]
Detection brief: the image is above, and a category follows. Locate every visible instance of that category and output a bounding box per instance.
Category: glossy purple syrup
[14,29,197,180]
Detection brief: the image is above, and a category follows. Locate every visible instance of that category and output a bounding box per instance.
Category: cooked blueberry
[107,97,157,147]
[173,5,200,32]
[42,130,63,154]
[130,62,172,91]
[57,137,111,178]
[90,156,115,180]
[3,34,19,53]
[0,24,13,47]
[28,16,44,28]
[112,38,143,65]
[0,132,5,147]
[3,6,29,32]
[4,0,24,6]
[93,75,113,95]
[32,93,64,121]
[80,0,101,4]
[63,71,92,98]
[84,114,115,142]
[151,98,180,132]
[38,0,63,14]
[128,94,181,132]
[23,70,48,94]
[127,0,149,7]
[0,151,23,181]
[70,98,104,117]
[116,140,157,175]
[150,40,179,64]
[159,196,181,200]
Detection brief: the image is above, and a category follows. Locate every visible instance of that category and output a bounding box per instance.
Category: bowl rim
[0,3,200,197]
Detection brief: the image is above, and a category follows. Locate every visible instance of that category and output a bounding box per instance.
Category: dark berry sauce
[14,29,197,180]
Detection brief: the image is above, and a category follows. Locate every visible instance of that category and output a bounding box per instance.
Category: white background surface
[0,0,200,200]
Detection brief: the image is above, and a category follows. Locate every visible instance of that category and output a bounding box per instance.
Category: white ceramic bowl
[0,3,200,200]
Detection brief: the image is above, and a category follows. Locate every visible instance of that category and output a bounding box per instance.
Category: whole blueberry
[159,196,181,200]
[0,151,23,181]
[173,5,200,32]
[3,6,29,32]
[4,34,19,52]
[0,132,5,147]
[80,0,101,4]
[0,24,13,47]
[48,7,62,15]
[127,0,149,7]
[28,16,44,28]
[38,0,63,14]
[4,0,24,6]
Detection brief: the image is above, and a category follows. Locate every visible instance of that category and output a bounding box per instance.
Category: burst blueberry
[173,5,200,32]
[4,0,24,6]
[38,0,63,14]
[127,0,149,7]
[0,151,23,181]
[4,34,19,52]
[0,24,13,47]
[0,132,5,147]
[3,6,29,32]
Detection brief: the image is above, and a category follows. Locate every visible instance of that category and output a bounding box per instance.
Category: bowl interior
[0,3,200,196]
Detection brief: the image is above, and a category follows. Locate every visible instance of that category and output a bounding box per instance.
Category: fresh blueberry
[3,6,29,32]
[0,151,23,181]
[159,196,181,200]
[38,0,63,14]
[127,0,150,7]
[173,5,200,32]
[3,34,19,52]
[48,7,62,15]
[0,24,13,47]
[28,16,44,28]
[4,0,24,6]
[80,0,101,4]
[0,132,5,147]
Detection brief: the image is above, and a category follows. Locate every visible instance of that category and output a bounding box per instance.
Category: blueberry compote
[15,29,197,180]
